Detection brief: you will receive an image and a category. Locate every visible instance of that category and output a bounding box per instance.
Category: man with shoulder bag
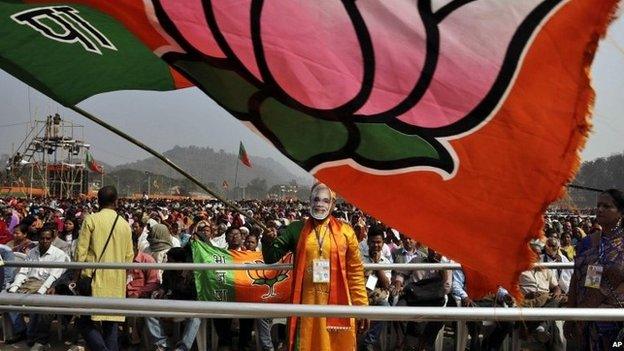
[74,186,134,351]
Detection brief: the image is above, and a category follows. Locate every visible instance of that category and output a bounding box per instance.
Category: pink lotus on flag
[156,0,565,177]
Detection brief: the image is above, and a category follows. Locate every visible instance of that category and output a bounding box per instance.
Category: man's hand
[461,297,476,307]
[356,318,370,334]
[46,287,55,295]
[551,287,562,299]
[390,279,404,295]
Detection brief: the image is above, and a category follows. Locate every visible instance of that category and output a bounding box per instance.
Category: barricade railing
[0,261,574,270]
[0,261,578,351]
[0,293,619,321]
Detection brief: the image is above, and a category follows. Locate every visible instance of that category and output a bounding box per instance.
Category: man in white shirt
[8,226,69,294]
[361,225,392,351]
[8,225,69,349]
[210,223,229,249]
[359,231,392,262]
[518,241,564,351]
[540,237,573,293]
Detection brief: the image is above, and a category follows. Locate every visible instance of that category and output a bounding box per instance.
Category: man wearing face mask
[262,182,369,351]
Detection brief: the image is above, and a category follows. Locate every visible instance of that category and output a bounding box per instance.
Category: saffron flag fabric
[0,0,620,297]
[238,141,252,168]
[191,240,292,303]
[85,151,103,174]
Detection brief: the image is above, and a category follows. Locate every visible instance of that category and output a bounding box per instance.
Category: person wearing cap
[262,182,368,351]
[145,223,173,283]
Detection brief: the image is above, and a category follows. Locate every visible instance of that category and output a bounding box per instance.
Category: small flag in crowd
[238,142,252,168]
[192,240,292,303]
[85,151,103,174]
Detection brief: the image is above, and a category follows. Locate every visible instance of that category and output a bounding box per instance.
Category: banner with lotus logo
[191,240,292,303]
[0,0,619,297]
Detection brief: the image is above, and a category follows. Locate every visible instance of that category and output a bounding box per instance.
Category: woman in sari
[565,188,624,350]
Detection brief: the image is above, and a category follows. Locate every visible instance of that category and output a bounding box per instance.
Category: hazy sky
[1,16,623,181]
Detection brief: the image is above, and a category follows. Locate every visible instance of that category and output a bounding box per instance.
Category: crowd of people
[0,185,622,351]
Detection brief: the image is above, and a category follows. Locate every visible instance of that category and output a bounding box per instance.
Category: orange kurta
[295,219,368,351]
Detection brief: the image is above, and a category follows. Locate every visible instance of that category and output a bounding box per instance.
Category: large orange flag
[0,0,619,296]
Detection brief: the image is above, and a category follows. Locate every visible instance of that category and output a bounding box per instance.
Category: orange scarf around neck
[288,216,351,351]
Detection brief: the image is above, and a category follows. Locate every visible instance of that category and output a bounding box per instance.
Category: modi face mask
[310,185,334,220]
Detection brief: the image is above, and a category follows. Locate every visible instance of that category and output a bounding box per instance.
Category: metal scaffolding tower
[3,114,90,198]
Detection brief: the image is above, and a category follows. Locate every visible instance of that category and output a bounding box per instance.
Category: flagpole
[234,156,240,200]
[67,105,266,231]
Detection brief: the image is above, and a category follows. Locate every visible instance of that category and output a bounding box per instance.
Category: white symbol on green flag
[11,6,117,55]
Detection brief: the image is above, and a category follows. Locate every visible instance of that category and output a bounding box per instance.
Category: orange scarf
[288,217,351,351]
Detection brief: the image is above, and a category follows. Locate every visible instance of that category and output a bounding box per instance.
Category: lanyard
[313,224,328,257]
[599,226,623,263]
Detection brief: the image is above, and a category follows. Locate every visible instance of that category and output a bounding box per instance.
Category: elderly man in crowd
[540,237,573,294]
[518,240,565,351]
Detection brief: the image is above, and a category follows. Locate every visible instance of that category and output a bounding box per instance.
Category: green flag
[192,240,292,303]
[0,2,179,105]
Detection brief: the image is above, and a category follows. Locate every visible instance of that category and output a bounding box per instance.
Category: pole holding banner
[67,105,266,231]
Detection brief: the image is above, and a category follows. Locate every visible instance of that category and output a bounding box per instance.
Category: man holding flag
[262,183,368,351]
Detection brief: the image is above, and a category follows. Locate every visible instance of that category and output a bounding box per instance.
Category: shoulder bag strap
[91,213,120,278]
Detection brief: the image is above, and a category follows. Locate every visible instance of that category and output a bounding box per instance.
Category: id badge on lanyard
[585,240,605,289]
[312,225,331,283]
[313,259,330,283]
[366,274,378,290]
[585,264,603,289]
